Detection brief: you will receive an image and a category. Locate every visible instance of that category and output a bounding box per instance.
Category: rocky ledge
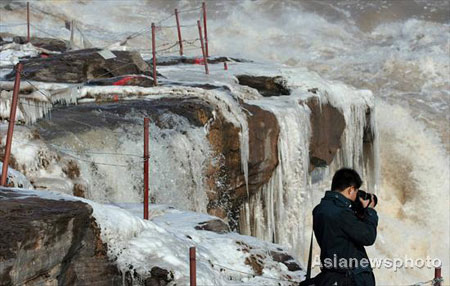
[0,189,304,286]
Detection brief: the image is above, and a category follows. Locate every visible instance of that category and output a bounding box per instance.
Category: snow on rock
[7,188,305,285]
[0,162,32,189]
[0,124,82,195]
[0,42,41,66]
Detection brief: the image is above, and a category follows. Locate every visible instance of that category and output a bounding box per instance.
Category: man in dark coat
[313,168,378,286]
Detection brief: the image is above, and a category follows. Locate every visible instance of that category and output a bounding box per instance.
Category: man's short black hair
[331,168,363,192]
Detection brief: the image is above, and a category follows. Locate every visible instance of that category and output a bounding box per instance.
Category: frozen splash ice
[241,94,311,258]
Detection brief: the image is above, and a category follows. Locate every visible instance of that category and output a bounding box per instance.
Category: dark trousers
[314,270,375,286]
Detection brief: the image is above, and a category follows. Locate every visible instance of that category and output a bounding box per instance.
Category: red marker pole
[151,23,158,86]
[224,62,228,70]
[143,117,150,220]
[175,9,183,56]
[202,2,208,57]
[1,63,23,187]
[189,247,196,286]
[197,21,209,75]
[435,267,442,286]
[26,2,30,43]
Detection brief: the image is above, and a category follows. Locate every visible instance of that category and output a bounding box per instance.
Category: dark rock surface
[195,219,231,234]
[0,189,122,286]
[270,250,303,272]
[304,96,346,171]
[12,36,69,52]
[206,102,280,229]
[6,48,152,83]
[236,75,291,97]
[144,266,174,286]
[154,55,251,66]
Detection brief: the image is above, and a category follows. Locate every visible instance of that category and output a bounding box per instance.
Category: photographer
[312,168,378,286]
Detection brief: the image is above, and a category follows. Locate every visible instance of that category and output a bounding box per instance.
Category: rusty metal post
[175,9,183,56]
[143,117,150,220]
[224,62,228,70]
[197,21,209,75]
[151,23,158,86]
[26,2,30,43]
[189,247,196,286]
[202,2,208,57]
[435,267,442,286]
[1,63,23,187]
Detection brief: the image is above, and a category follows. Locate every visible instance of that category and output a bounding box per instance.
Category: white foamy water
[1,0,449,284]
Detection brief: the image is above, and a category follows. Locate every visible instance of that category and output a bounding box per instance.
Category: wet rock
[236,75,291,97]
[206,103,280,230]
[270,251,303,272]
[245,103,280,193]
[154,55,251,66]
[6,48,152,83]
[195,219,231,234]
[245,255,264,276]
[0,190,122,285]
[12,36,68,52]
[143,266,173,286]
[304,96,346,171]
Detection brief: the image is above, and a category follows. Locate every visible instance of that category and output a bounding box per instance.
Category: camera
[352,190,378,218]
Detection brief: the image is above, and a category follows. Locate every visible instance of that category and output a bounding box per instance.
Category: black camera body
[352,190,378,218]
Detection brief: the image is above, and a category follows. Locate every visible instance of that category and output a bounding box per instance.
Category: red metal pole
[189,247,196,286]
[27,2,30,43]
[151,23,158,86]
[1,63,23,187]
[202,2,208,57]
[224,62,228,70]
[197,21,209,75]
[175,9,183,56]
[435,267,442,286]
[143,117,150,220]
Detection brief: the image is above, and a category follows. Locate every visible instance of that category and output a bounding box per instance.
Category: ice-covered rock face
[0,47,376,267]
[0,188,305,286]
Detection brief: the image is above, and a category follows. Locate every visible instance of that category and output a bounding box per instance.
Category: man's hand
[359,194,376,209]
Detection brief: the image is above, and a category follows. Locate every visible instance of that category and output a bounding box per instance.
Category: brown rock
[6,48,152,83]
[305,97,346,171]
[195,219,231,234]
[205,103,280,230]
[236,75,290,97]
[269,250,303,272]
[0,189,122,285]
[245,103,279,193]
[13,36,69,52]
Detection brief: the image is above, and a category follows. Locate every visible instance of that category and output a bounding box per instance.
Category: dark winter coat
[312,191,378,286]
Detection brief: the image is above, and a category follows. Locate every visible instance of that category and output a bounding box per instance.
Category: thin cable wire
[49,143,142,158]
[201,258,301,284]
[0,23,27,27]
[30,23,65,40]
[58,150,137,168]
[177,6,203,14]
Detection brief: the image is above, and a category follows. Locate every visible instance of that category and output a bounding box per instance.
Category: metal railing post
[143,117,150,219]
[189,247,196,286]
[151,23,158,86]
[1,63,23,186]
[197,21,209,75]
[175,9,183,56]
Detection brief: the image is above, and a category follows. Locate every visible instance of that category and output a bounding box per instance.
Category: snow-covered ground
[2,187,304,285]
